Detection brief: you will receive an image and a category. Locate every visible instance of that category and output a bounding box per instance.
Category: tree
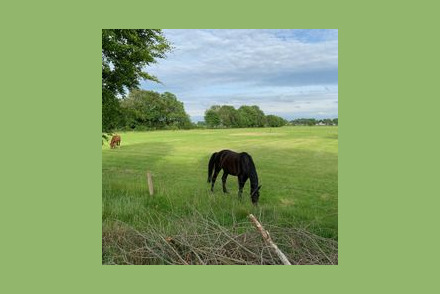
[204,106,221,128]
[119,89,161,128]
[203,105,242,128]
[323,118,334,125]
[216,105,240,128]
[120,89,191,130]
[238,105,266,127]
[204,104,285,128]
[266,115,287,127]
[160,92,192,129]
[252,106,267,127]
[102,29,172,132]
[291,118,316,126]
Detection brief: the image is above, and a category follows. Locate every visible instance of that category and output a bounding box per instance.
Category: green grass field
[102,126,338,264]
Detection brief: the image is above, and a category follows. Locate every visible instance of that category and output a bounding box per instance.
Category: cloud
[141,29,338,120]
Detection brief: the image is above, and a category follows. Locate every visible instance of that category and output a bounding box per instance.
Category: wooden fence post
[147,171,154,196]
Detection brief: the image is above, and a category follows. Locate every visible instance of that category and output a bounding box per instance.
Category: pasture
[102,126,338,264]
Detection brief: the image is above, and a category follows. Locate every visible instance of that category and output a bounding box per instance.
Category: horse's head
[251,185,262,205]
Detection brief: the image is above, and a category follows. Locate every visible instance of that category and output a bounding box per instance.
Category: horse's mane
[240,152,258,185]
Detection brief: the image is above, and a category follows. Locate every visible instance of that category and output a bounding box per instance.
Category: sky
[141,29,338,122]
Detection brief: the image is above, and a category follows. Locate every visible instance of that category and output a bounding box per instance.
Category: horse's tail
[207,152,218,183]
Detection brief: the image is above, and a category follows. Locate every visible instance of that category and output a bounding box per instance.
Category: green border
[2,0,437,293]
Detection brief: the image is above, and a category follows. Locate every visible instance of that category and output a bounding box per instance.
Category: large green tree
[266,115,287,127]
[218,105,241,128]
[204,104,288,128]
[102,29,172,132]
[204,105,241,128]
[120,89,191,130]
[204,105,221,128]
[238,105,266,127]
[160,92,192,128]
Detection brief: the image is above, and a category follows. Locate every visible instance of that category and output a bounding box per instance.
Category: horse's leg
[238,175,248,200]
[211,167,221,192]
[222,172,229,193]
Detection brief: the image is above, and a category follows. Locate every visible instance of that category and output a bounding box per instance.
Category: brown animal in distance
[110,135,121,149]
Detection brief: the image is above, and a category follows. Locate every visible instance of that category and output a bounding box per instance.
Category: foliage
[290,118,338,126]
[204,105,241,128]
[204,105,285,128]
[238,105,266,127]
[266,115,287,127]
[195,121,207,128]
[120,89,192,130]
[218,105,241,128]
[102,29,172,132]
[204,106,222,128]
[102,133,109,145]
[290,118,317,126]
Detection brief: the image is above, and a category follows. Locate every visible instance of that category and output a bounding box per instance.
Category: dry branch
[249,214,292,265]
[103,214,338,265]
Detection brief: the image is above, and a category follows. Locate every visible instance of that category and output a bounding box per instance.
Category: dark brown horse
[207,149,261,205]
[110,135,121,149]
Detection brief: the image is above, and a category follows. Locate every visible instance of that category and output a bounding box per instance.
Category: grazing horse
[207,149,261,205]
[110,135,121,149]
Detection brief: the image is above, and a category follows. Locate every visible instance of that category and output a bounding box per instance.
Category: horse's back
[215,150,239,175]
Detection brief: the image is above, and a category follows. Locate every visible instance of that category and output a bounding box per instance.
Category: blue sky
[141,29,338,122]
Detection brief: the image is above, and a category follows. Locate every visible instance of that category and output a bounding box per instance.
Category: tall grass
[102,207,338,265]
[102,126,338,264]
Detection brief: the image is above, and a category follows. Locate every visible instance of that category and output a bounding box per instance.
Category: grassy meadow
[102,126,338,264]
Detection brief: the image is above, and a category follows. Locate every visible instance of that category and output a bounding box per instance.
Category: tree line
[290,118,338,126]
[203,105,287,128]
[110,90,338,130]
